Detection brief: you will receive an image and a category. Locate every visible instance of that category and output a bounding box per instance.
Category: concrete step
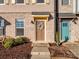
[31,47,49,52]
[31,43,50,59]
[32,43,49,47]
[31,55,50,59]
[31,52,50,55]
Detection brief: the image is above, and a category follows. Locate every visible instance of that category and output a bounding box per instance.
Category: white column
[12,0,15,4]
[73,0,76,13]
[45,0,50,4]
[32,0,36,4]
[24,0,29,4]
[4,0,9,5]
[77,0,79,12]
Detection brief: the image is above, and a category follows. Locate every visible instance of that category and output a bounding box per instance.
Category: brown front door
[36,21,45,41]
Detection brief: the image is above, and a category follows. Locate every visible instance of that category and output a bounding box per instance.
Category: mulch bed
[49,43,79,59]
[0,42,32,59]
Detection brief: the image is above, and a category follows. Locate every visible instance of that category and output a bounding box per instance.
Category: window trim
[62,0,70,5]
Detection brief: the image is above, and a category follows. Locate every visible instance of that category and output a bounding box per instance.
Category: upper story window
[62,0,69,5]
[15,0,24,4]
[36,0,44,3]
[0,0,4,4]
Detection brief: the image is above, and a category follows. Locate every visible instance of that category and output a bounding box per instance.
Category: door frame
[35,20,47,42]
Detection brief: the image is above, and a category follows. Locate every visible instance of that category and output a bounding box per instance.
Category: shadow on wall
[48,13,53,21]
[0,16,11,36]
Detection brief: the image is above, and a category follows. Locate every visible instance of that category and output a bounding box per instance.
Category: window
[0,0,4,4]
[36,0,44,3]
[0,21,1,27]
[15,0,24,3]
[62,0,69,5]
[0,20,4,36]
[16,18,24,36]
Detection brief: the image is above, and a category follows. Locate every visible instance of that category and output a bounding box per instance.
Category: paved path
[31,43,50,59]
[52,57,74,59]
[65,44,79,58]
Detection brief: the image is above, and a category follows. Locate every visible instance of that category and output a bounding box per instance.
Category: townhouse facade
[0,0,79,43]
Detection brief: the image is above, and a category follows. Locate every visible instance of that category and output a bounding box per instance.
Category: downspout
[54,0,60,46]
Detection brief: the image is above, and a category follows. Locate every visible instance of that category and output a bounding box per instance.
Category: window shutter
[1,20,4,27]
[32,0,36,4]
[45,0,50,4]
[24,0,29,4]
[12,0,15,4]
[5,0,9,5]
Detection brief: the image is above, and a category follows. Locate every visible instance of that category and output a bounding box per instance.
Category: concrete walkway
[65,44,79,58]
[31,43,50,59]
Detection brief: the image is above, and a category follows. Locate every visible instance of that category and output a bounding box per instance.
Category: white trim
[76,0,79,12]
[45,19,47,42]
[0,4,5,5]
[73,0,76,13]
[12,0,15,4]
[69,0,71,5]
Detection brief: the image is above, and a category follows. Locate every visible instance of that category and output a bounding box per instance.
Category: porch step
[31,52,50,55]
[32,46,49,52]
[32,43,49,47]
[31,55,50,59]
[31,43,50,59]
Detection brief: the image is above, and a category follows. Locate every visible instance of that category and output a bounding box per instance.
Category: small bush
[3,37,14,48]
[14,37,25,45]
[20,37,30,43]
[2,36,30,48]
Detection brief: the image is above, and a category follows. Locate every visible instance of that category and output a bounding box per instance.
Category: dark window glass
[0,21,1,27]
[36,0,44,3]
[62,0,69,5]
[16,28,24,36]
[0,0,4,4]
[0,29,4,36]
[16,0,24,3]
[0,20,4,36]
[16,19,24,28]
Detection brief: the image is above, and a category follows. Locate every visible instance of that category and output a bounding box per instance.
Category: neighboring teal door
[61,21,69,41]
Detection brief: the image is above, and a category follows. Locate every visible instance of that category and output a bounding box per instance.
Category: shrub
[20,37,30,43]
[14,37,25,45]
[3,37,14,48]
